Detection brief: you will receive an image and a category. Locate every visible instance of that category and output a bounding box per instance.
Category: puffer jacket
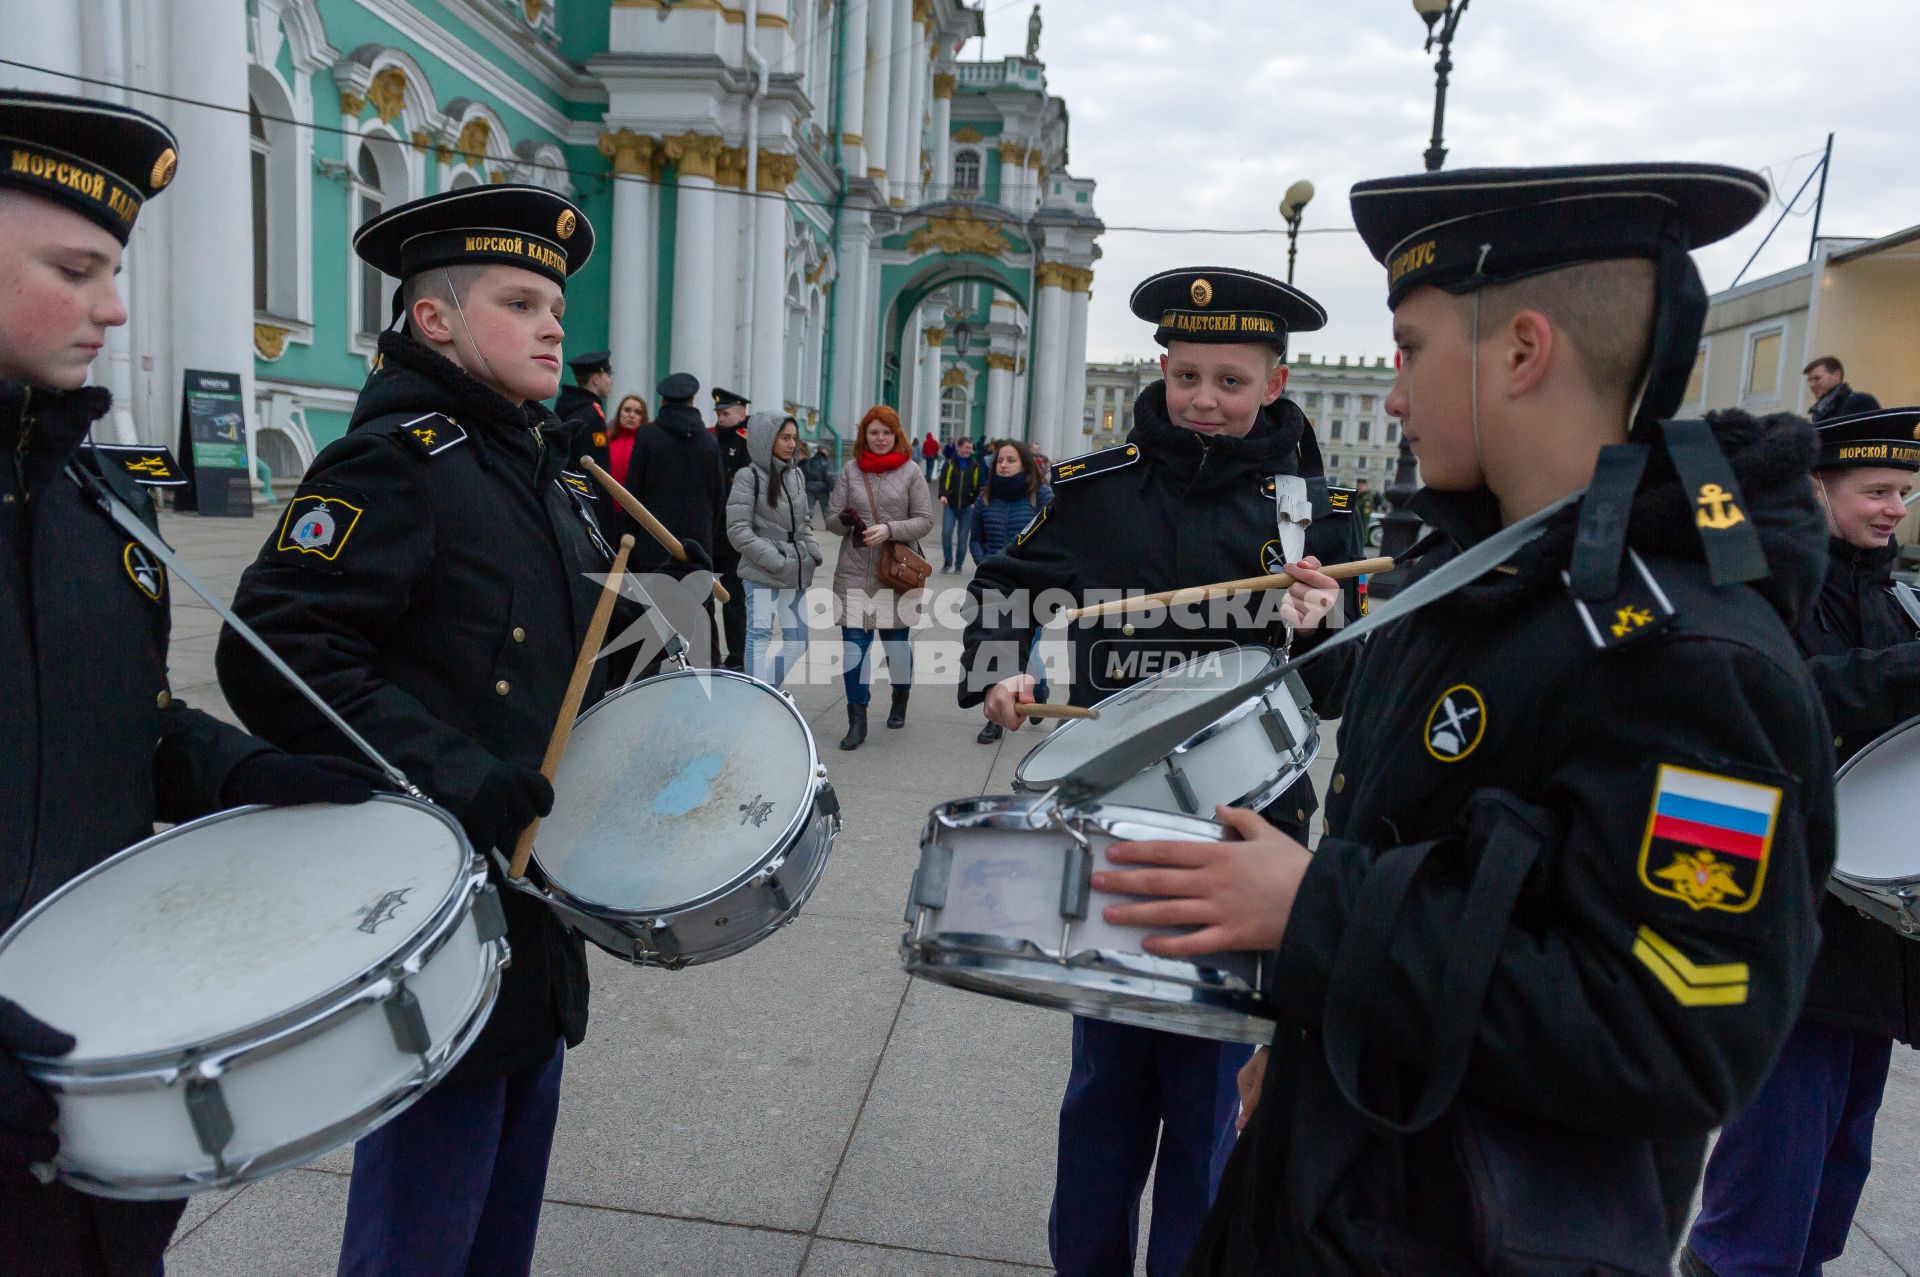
[727,412,822,590]
[971,475,1052,562]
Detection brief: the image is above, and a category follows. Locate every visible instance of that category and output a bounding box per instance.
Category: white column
[986,355,1014,440]
[670,167,719,388]
[165,0,257,456]
[885,0,914,206]
[862,0,893,190]
[1012,356,1030,446]
[603,134,656,404]
[712,167,742,391]
[930,74,953,200]
[749,162,790,409]
[899,13,927,204]
[919,323,943,441]
[829,212,871,428]
[1028,282,1067,458]
[838,0,869,177]
[1063,287,1091,445]
[75,0,139,442]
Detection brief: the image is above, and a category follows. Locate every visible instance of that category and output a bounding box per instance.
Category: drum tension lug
[765,870,793,913]
[815,782,841,819]
[473,884,508,945]
[185,1075,235,1163]
[1164,764,1200,815]
[912,843,953,910]
[1060,843,1092,922]
[384,985,433,1057]
[1258,707,1298,754]
[642,922,683,966]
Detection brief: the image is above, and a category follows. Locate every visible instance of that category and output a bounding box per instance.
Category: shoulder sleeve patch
[1564,549,1678,652]
[1325,484,1356,514]
[1051,443,1139,487]
[560,469,595,498]
[394,413,467,457]
[1014,501,1053,547]
[88,443,189,487]
[273,484,367,570]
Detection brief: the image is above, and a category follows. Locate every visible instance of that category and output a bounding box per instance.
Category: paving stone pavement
[139,507,1916,1276]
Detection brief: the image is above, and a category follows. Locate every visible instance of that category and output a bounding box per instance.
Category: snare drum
[1832,715,1920,934]
[901,796,1273,1044]
[1014,644,1318,818]
[0,796,507,1199]
[529,668,840,968]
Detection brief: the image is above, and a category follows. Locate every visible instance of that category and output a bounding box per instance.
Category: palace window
[250,101,270,313]
[354,143,392,338]
[1357,421,1370,442]
[940,385,971,436]
[953,149,981,196]
[1328,419,1343,440]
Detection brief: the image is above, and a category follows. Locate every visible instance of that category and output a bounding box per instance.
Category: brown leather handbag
[861,469,932,593]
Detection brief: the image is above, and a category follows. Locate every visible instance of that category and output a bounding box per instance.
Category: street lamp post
[1373,0,1469,601]
[1279,179,1314,287]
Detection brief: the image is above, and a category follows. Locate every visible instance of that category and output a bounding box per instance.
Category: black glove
[0,998,73,1179]
[221,751,385,807]
[458,762,555,854]
[678,537,714,574]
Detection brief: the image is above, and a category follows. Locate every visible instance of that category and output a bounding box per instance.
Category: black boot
[887,685,910,729]
[838,704,868,751]
[977,721,1003,743]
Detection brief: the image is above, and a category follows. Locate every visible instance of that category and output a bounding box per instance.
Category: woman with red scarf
[828,405,933,749]
[606,393,648,486]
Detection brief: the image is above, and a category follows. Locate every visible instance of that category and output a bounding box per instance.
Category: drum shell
[0,797,507,1199]
[1832,715,1920,935]
[902,797,1273,1044]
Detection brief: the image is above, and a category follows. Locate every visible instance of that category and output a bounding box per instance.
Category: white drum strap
[1270,474,1312,565]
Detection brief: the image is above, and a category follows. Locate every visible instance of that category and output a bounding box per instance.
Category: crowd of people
[5,83,1919,1277]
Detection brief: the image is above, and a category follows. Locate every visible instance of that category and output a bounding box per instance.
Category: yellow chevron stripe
[1633,927,1748,1007]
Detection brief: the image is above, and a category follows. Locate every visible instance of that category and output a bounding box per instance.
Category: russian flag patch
[1637,764,1781,913]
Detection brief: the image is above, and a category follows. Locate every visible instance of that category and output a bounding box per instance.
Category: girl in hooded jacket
[727,413,822,688]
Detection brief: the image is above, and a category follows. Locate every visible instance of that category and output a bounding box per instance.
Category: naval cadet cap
[0,89,179,242]
[1350,162,1769,310]
[1814,407,1920,473]
[712,387,750,408]
[658,372,699,402]
[567,349,612,376]
[1129,267,1326,353]
[353,184,593,290]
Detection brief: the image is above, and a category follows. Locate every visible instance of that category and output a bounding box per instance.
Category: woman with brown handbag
[828,405,934,749]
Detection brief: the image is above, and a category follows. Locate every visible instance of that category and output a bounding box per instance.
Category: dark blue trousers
[1687,1020,1893,1277]
[338,1041,565,1277]
[1050,1017,1250,1277]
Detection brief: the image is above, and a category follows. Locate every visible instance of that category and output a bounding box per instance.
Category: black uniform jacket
[960,383,1362,832]
[1796,538,1920,1044]
[1,380,270,1276]
[713,423,752,571]
[217,334,614,1085]
[555,383,608,475]
[622,401,729,577]
[1185,411,1838,1276]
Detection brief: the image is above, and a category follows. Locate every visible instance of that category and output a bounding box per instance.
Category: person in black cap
[216,182,616,1277]
[617,371,725,674]
[709,387,753,667]
[959,265,1362,1277]
[557,348,613,473]
[1682,406,1920,1277]
[0,90,377,1277]
[1098,164,1838,1275]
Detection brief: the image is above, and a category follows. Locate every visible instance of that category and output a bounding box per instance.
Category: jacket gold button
[156,690,171,709]
[495,680,511,696]
[1331,772,1345,793]
[512,627,526,643]
[1835,736,1844,748]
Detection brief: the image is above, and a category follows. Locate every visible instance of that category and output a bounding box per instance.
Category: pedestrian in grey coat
[727,412,822,687]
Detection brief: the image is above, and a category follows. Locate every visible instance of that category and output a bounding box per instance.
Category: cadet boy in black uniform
[1102,164,1839,1275]
[960,267,1361,1277]
[216,185,615,1277]
[711,387,752,667]
[0,90,375,1277]
[557,348,612,473]
[1683,407,1920,1277]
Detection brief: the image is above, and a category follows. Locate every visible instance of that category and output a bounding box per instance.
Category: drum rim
[0,794,486,1075]
[1014,645,1300,789]
[925,794,1231,844]
[533,666,825,917]
[1832,712,1920,884]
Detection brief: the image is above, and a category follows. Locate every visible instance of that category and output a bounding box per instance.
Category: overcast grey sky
[958,0,1914,365]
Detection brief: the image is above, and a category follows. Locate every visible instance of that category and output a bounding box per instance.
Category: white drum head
[1835,716,1920,882]
[0,797,467,1061]
[1017,645,1275,786]
[538,672,814,911]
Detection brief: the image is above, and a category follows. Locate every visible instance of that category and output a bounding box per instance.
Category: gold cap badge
[1190,278,1213,307]
[151,148,177,190]
[556,209,576,240]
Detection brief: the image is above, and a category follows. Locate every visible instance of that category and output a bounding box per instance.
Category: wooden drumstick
[1061,556,1393,622]
[581,457,732,605]
[509,533,635,880]
[1020,703,1098,721]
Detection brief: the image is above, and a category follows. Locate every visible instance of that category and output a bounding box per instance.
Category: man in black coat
[621,373,726,670]
[217,184,613,1276]
[556,348,612,472]
[711,387,752,667]
[1805,355,1882,423]
[0,91,374,1277]
[1683,406,1920,1277]
[961,267,1362,1277]
[1102,166,1837,1276]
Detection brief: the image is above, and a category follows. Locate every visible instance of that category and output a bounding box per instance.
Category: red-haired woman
[827,405,934,749]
